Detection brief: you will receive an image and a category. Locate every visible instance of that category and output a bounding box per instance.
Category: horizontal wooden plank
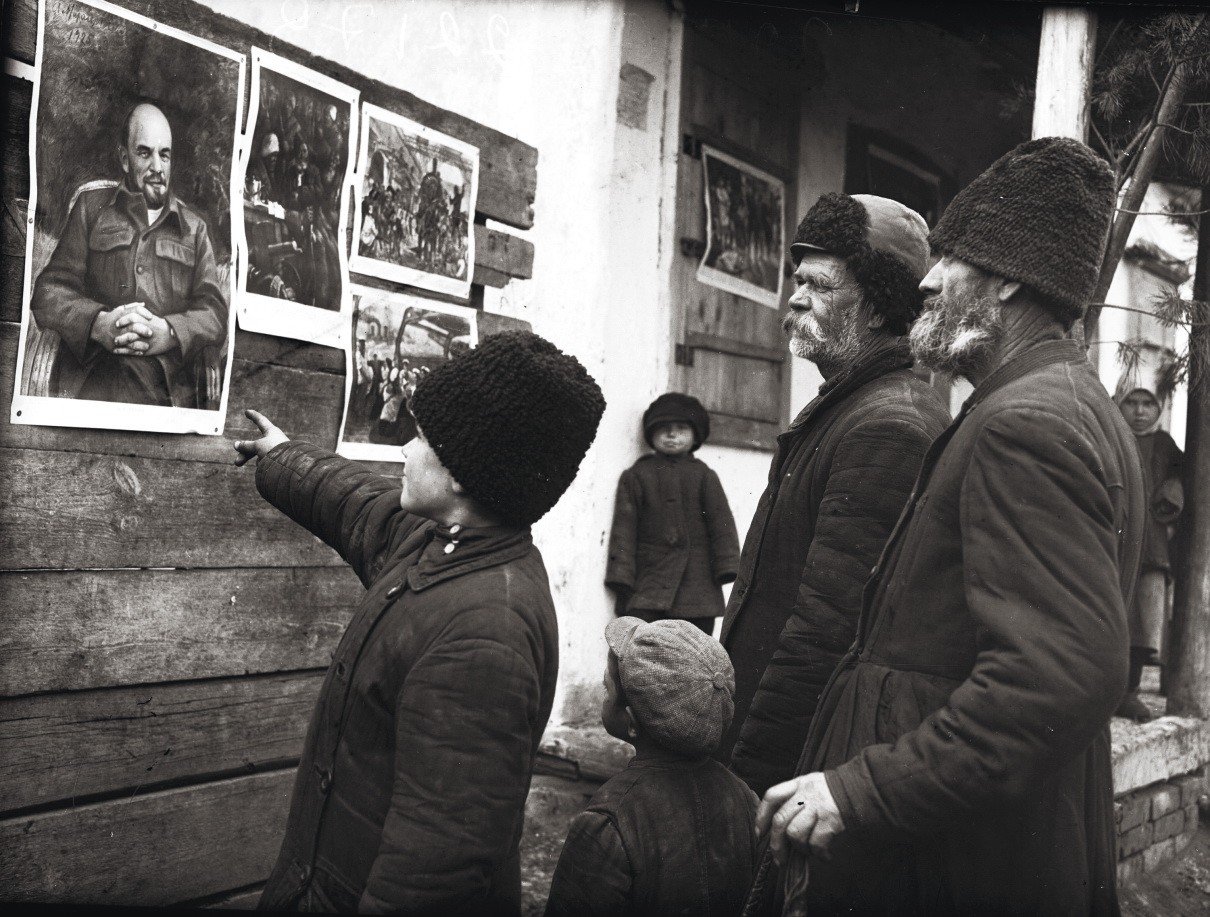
[0,567,359,695]
[5,0,537,229]
[0,671,321,813]
[474,224,534,280]
[684,330,786,364]
[0,321,348,463]
[708,411,778,451]
[0,445,349,570]
[0,768,293,905]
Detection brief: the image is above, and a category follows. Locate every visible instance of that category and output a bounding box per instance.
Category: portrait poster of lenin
[11,0,244,435]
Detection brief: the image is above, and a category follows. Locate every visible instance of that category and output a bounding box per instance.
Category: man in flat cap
[756,138,1145,917]
[719,193,950,798]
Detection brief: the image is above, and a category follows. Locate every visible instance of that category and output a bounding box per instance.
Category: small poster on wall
[696,145,786,309]
[235,49,359,349]
[350,103,479,299]
[337,284,477,463]
[11,0,245,435]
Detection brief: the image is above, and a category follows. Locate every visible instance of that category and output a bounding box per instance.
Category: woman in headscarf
[1114,377,1184,721]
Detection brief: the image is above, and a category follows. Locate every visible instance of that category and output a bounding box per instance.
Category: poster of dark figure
[11,0,244,435]
[697,145,786,309]
[338,285,477,463]
[236,49,358,349]
[350,103,479,299]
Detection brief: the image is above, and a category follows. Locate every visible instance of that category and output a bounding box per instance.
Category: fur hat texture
[642,392,710,450]
[929,137,1115,326]
[790,193,930,335]
[410,330,606,526]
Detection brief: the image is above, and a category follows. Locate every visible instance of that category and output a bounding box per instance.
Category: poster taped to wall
[337,284,478,463]
[11,0,244,435]
[350,104,479,299]
[696,145,786,309]
[235,49,358,349]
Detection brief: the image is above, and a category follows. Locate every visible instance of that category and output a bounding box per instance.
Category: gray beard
[784,307,865,379]
[909,293,1004,380]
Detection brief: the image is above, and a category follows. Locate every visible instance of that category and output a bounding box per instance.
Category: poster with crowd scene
[11,0,244,435]
[235,49,358,349]
[696,145,786,309]
[337,285,477,463]
[350,104,479,298]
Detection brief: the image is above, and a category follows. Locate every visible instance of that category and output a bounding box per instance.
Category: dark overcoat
[786,339,1145,917]
[255,442,559,916]
[719,337,949,796]
[605,453,739,619]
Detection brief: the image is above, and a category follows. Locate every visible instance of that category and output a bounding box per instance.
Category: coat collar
[961,338,1087,416]
[786,335,914,433]
[105,182,188,234]
[405,520,534,592]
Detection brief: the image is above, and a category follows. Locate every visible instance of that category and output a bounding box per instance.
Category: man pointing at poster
[31,99,226,408]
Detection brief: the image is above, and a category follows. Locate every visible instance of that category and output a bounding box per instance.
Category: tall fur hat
[410,330,606,526]
[790,193,930,335]
[642,392,710,450]
[929,137,1115,326]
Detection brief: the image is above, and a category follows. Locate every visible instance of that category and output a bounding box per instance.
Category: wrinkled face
[651,421,695,457]
[1121,390,1161,433]
[398,426,461,521]
[911,255,1005,380]
[783,251,865,374]
[600,652,632,742]
[120,104,172,208]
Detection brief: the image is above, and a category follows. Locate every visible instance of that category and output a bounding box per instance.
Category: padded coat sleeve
[255,441,424,587]
[730,415,932,797]
[825,409,1130,835]
[358,607,546,914]
[605,470,639,592]
[543,811,633,917]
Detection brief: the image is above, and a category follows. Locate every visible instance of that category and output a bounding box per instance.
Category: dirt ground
[1121,816,1210,916]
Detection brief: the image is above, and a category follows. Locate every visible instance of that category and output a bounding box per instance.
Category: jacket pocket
[155,237,197,308]
[86,222,135,305]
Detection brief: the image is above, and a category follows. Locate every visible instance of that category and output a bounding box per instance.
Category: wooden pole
[1032,7,1096,141]
[1167,196,1210,719]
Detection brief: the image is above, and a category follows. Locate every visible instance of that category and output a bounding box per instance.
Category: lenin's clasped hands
[756,772,846,865]
[90,302,178,356]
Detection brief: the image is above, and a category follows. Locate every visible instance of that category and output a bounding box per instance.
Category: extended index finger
[243,408,277,434]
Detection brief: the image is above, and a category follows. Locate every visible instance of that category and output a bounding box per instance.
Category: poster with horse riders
[350,103,480,299]
[11,0,244,435]
[235,49,359,349]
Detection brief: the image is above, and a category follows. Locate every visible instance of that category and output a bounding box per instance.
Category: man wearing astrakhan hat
[755,138,1145,917]
[719,192,950,798]
[233,331,605,915]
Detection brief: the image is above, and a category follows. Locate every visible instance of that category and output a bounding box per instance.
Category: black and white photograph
[350,103,479,298]
[235,49,358,349]
[337,284,477,462]
[11,0,244,434]
[696,144,786,308]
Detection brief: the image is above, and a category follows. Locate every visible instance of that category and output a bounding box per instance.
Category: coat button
[136,264,145,274]
[319,770,332,794]
[299,864,312,884]
[870,566,879,578]
[386,584,400,598]
[335,661,347,678]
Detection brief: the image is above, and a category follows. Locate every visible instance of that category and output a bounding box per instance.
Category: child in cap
[606,392,740,634]
[233,331,605,914]
[544,617,759,917]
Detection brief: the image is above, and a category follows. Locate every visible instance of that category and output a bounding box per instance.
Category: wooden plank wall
[0,0,537,906]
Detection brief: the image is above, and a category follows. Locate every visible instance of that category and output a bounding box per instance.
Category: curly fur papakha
[792,193,926,336]
[410,331,606,526]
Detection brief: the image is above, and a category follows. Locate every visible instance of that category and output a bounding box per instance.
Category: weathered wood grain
[0,671,321,812]
[0,567,359,695]
[0,321,348,463]
[4,0,538,229]
[473,223,535,280]
[0,445,349,569]
[0,768,293,905]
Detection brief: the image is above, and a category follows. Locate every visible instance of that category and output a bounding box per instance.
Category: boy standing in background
[606,393,740,634]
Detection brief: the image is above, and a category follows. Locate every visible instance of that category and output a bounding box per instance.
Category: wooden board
[0,445,350,570]
[0,768,293,905]
[0,671,320,813]
[4,0,537,230]
[0,567,360,695]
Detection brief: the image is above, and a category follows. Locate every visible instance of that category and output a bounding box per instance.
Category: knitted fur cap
[642,392,710,450]
[790,193,930,335]
[410,330,606,526]
[929,137,1115,325]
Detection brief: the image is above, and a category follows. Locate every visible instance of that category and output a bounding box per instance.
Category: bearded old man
[718,193,950,798]
[754,138,1145,917]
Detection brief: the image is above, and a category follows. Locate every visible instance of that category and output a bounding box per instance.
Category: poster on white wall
[350,104,479,299]
[696,145,786,309]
